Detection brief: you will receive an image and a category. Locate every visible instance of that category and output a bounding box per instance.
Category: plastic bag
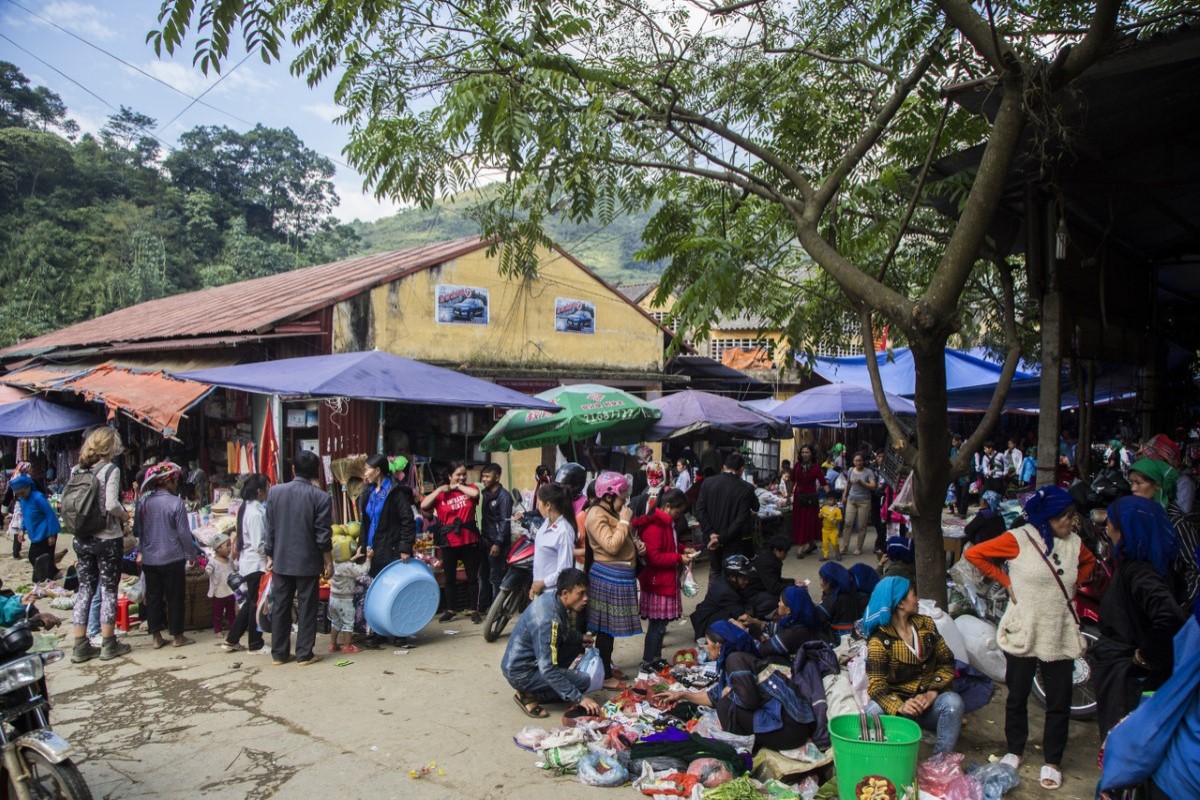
[945,775,983,800]
[917,753,966,797]
[513,726,549,751]
[681,564,699,597]
[968,763,1019,800]
[537,743,588,771]
[577,751,629,787]
[577,647,606,693]
[686,757,733,788]
[847,652,870,709]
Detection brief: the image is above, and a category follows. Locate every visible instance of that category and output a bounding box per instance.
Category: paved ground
[3,545,1102,799]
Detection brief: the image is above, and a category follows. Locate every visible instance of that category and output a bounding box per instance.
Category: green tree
[0,61,70,132]
[149,0,1182,603]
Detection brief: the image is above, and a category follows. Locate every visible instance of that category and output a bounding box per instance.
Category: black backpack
[60,464,114,538]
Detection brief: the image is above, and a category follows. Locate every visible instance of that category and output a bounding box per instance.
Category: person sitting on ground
[817,561,864,638]
[502,567,601,719]
[863,577,965,756]
[965,490,1007,546]
[656,620,816,753]
[849,562,880,598]
[9,474,59,583]
[690,554,757,639]
[760,584,831,657]
[0,591,60,630]
[879,534,916,583]
[746,535,793,618]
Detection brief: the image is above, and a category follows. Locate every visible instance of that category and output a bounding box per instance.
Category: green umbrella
[480,384,662,452]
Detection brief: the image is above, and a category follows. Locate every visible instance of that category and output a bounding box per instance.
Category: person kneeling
[502,567,601,719]
[863,577,965,755]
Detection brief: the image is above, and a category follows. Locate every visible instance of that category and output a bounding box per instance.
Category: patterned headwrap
[1108,495,1180,577]
[645,461,667,489]
[1129,457,1178,509]
[141,461,182,493]
[1024,485,1076,552]
[1141,434,1181,468]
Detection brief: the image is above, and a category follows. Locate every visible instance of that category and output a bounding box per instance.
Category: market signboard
[554,298,595,334]
[436,284,489,325]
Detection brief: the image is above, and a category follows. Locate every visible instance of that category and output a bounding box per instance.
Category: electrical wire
[154,50,254,137]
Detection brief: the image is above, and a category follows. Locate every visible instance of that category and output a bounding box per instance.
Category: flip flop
[514,693,548,719]
[1040,764,1062,790]
[999,753,1021,769]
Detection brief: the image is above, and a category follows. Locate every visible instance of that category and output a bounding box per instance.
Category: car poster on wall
[436,284,489,325]
[554,298,595,334]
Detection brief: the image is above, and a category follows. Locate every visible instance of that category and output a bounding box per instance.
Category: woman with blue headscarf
[761,584,831,657]
[964,485,1096,791]
[862,577,963,755]
[817,561,863,638]
[656,620,816,752]
[1092,496,1187,744]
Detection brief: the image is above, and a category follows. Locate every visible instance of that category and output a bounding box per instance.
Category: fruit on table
[855,776,897,800]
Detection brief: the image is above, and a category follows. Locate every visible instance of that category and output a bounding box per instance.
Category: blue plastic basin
[363,559,440,637]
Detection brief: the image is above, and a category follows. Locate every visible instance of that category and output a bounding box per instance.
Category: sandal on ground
[999,753,1022,769]
[514,693,548,718]
[611,666,629,681]
[1040,764,1062,790]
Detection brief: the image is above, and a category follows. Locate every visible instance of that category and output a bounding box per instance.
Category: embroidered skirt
[587,561,642,637]
[639,590,683,621]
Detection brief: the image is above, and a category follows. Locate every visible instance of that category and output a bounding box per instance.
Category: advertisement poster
[436,284,489,325]
[554,298,595,334]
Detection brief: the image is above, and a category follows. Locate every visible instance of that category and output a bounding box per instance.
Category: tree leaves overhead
[0,61,359,347]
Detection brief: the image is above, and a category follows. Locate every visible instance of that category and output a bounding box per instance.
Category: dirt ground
[3,541,1103,800]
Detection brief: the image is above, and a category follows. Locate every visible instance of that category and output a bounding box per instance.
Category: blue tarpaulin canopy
[0,396,103,437]
[809,348,1037,395]
[773,383,917,428]
[176,351,560,411]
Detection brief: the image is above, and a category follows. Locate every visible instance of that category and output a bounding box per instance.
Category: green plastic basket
[829,714,922,799]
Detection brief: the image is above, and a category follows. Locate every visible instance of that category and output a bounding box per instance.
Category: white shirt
[675,471,693,494]
[1177,473,1196,514]
[238,500,268,575]
[532,515,577,590]
[1005,448,1023,475]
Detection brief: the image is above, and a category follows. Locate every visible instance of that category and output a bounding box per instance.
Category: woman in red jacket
[633,488,697,673]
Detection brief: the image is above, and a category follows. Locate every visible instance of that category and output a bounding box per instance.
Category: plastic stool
[115,597,139,632]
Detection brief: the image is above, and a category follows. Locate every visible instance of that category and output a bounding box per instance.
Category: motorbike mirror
[511,488,522,505]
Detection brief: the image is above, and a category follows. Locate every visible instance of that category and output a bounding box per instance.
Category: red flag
[259,407,279,485]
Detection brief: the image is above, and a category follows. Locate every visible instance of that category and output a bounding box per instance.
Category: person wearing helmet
[689,554,757,639]
[583,470,642,689]
[694,453,760,577]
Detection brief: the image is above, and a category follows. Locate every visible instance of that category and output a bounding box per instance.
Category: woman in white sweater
[964,486,1096,791]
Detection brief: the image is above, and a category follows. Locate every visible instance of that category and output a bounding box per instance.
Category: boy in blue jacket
[10,475,59,582]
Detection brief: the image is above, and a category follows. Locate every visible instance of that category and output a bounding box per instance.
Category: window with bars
[709,338,775,361]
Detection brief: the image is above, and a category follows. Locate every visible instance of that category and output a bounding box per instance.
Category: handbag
[795,492,819,508]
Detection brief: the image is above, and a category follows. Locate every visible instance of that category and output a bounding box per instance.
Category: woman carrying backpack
[67,427,132,664]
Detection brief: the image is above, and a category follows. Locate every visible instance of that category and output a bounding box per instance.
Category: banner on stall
[554,298,595,334]
[436,284,489,325]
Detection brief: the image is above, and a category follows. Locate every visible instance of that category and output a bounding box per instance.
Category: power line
[154,50,253,137]
[2,0,254,126]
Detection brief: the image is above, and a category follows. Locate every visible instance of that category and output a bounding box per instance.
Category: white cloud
[39,1,116,40]
[304,103,344,124]
[330,173,406,223]
[134,60,275,102]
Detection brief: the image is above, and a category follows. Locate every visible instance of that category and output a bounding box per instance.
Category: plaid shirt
[865,614,957,715]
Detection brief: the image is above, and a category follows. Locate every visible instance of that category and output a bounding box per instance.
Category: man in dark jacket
[695,453,759,577]
[747,535,793,618]
[690,554,755,638]
[478,463,513,611]
[265,451,333,666]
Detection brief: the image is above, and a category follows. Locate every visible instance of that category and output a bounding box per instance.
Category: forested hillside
[352,190,664,284]
[0,62,359,347]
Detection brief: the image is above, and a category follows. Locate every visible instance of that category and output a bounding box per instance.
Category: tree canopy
[148,0,1190,600]
[0,61,359,346]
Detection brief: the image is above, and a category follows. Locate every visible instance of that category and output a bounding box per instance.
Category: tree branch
[860,307,918,463]
[935,0,1018,73]
[806,46,936,221]
[923,78,1025,314]
[1056,0,1122,84]
[763,46,890,76]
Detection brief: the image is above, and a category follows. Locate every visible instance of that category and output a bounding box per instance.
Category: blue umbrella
[0,397,103,437]
[638,389,792,441]
[773,383,916,428]
[176,351,560,411]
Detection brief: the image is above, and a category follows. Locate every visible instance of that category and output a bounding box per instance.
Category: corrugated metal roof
[615,282,658,304]
[0,237,489,358]
[1,364,93,391]
[62,366,212,437]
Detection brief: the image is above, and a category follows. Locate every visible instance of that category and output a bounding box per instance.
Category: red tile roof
[0,237,489,358]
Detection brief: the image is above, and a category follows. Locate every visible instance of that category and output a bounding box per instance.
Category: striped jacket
[865,614,957,715]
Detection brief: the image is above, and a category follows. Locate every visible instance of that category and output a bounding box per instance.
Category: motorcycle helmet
[594,471,630,501]
[555,462,587,495]
[723,554,754,577]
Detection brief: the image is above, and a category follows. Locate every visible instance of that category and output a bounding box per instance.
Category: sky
[0,0,406,223]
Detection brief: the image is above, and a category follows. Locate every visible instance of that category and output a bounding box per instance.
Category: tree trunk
[909,336,952,607]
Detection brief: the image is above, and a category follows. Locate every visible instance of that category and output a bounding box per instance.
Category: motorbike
[483,493,540,643]
[0,614,90,800]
